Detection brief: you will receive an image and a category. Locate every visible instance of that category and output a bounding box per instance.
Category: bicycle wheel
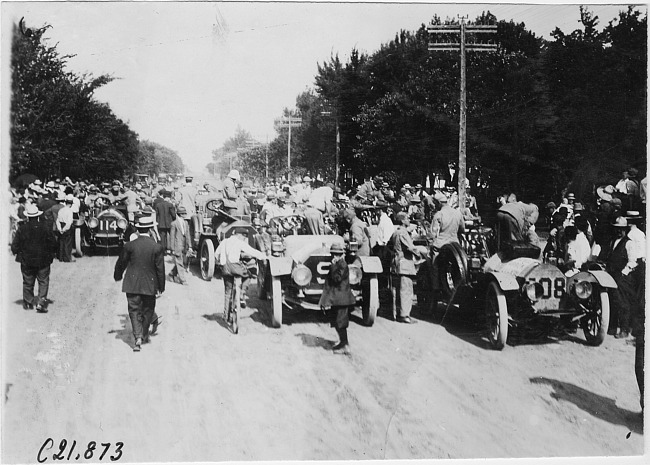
[232,277,241,334]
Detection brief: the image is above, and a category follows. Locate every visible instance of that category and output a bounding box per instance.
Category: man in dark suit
[319,242,356,354]
[11,204,58,312]
[154,190,176,254]
[114,216,166,352]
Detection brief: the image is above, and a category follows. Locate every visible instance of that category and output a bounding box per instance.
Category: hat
[135,216,157,229]
[596,185,615,202]
[266,190,277,200]
[395,212,408,223]
[566,193,575,200]
[46,181,56,188]
[89,185,98,192]
[416,184,423,189]
[403,183,412,189]
[625,211,643,223]
[33,179,42,186]
[227,170,241,180]
[135,183,142,189]
[629,168,639,178]
[612,216,628,228]
[434,192,448,203]
[573,202,584,212]
[185,176,194,182]
[611,198,622,208]
[65,194,74,203]
[545,201,557,209]
[24,204,42,217]
[176,206,187,215]
[56,191,66,201]
[382,182,389,188]
[330,243,345,255]
[303,176,312,182]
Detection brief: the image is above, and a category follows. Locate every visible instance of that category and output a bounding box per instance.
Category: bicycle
[224,276,242,334]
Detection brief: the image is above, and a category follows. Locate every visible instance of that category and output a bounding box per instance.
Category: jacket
[318,258,355,307]
[11,217,57,268]
[114,234,166,295]
[169,217,191,256]
[154,199,176,229]
[389,226,419,276]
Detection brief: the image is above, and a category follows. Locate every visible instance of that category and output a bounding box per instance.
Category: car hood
[284,235,345,264]
[483,253,540,278]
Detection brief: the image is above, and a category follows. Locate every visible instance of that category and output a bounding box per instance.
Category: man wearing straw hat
[11,204,58,312]
[114,216,166,352]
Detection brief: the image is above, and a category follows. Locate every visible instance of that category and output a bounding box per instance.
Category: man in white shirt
[260,191,283,224]
[215,226,266,312]
[308,182,334,216]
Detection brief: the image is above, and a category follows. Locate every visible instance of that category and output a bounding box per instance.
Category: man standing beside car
[154,190,176,254]
[12,204,58,312]
[114,216,165,352]
[168,206,191,285]
[389,212,422,324]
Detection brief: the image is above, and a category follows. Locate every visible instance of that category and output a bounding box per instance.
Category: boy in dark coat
[319,242,355,353]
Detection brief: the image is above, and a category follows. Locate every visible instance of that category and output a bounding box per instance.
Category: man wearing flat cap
[168,206,191,285]
[114,216,165,352]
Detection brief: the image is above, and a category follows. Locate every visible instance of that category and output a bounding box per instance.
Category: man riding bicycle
[214,224,266,319]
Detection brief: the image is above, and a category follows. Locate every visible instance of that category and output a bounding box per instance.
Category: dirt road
[2,251,644,462]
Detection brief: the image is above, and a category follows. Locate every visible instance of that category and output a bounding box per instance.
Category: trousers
[391,274,414,319]
[21,264,51,306]
[126,293,156,340]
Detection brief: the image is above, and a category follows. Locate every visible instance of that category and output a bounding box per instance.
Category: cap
[65,194,74,203]
[434,192,448,203]
[303,176,312,182]
[176,206,187,215]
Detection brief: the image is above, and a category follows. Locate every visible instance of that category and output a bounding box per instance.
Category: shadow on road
[531,377,643,435]
[296,333,334,350]
[107,314,132,347]
[201,313,230,331]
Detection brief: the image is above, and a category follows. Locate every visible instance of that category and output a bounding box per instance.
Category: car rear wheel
[581,290,610,346]
[485,281,508,350]
[436,243,467,300]
[270,276,283,328]
[200,240,215,281]
[362,275,379,327]
[257,266,268,300]
[74,228,83,258]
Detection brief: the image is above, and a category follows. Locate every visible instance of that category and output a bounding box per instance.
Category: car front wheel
[581,290,610,346]
[485,281,508,350]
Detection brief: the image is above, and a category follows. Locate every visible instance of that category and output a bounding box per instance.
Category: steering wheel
[94,197,106,208]
[206,199,225,213]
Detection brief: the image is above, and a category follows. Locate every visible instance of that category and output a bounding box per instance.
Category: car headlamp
[348,265,362,285]
[88,218,99,229]
[117,218,128,230]
[524,282,544,302]
[348,240,358,253]
[292,265,312,287]
[574,281,593,300]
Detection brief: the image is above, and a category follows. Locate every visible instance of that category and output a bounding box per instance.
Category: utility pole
[428,18,496,210]
[274,111,302,180]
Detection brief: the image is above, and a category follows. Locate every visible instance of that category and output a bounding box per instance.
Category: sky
[2,1,645,174]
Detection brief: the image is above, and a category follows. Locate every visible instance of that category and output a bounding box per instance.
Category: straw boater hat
[135,216,157,229]
[625,211,642,223]
[24,204,42,217]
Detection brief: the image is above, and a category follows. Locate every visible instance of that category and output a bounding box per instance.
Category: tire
[581,290,610,346]
[258,264,268,300]
[200,240,215,281]
[270,276,283,328]
[232,277,240,335]
[485,281,508,350]
[74,227,83,258]
[362,275,379,327]
[436,243,468,299]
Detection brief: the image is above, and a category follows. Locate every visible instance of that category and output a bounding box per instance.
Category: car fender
[571,270,618,290]
[268,256,292,277]
[358,255,383,274]
[485,271,520,292]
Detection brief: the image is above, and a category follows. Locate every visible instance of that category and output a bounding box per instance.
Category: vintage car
[189,193,258,281]
[75,201,137,255]
[417,221,617,350]
[257,214,383,328]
